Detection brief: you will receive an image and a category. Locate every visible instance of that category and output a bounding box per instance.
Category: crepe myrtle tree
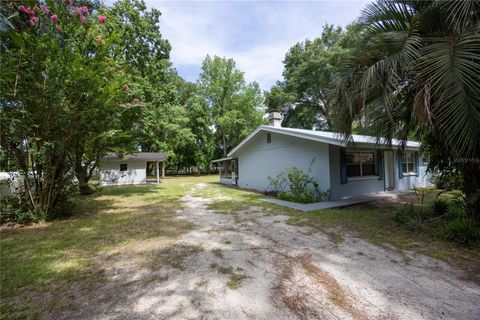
[0,0,138,218]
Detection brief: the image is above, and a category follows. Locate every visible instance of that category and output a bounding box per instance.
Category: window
[402,152,416,175]
[120,163,128,171]
[267,133,271,144]
[346,151,376,178]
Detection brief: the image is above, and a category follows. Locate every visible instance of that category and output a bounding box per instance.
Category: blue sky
[141,1,371,90]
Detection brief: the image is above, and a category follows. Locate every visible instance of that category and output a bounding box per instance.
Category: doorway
[146,161,159,183]
[384,151,395,191]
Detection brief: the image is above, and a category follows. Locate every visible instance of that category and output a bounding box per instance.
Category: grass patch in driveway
[0,176,212,318]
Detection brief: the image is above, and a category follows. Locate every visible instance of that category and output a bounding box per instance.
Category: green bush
[0,192,75,224]
[431,198,449,218]
[430,170,463,190]
[268,165,329,203]
[0,196,37,224]
[441,217,480,246]
[393,203,428,230]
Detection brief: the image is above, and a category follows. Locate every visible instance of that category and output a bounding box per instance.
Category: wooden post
[156,161,160,183]
[161,161,165,179]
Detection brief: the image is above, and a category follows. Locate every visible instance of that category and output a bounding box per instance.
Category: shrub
[393,203,429,230]
[441,217,480,246]
[430,170,463,190]
[432,198,449,218]
[0,196,37,224]
[267,165,329,203]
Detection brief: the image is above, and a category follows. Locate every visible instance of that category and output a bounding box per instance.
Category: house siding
[393,150,431,190]
[329,145,385,199]
[100,160,146,185]
[236,132,331,193]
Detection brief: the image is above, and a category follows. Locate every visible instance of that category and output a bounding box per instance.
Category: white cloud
[146,0,370,89]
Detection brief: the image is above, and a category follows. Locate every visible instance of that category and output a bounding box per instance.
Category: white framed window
[267,133,271,144]
[402,152,416,175]
[346,151,376,178]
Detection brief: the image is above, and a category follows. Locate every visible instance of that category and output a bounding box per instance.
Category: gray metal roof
[102,152,167,161]
[228,125,421,157]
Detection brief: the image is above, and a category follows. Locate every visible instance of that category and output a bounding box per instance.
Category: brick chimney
[268,112,282,127]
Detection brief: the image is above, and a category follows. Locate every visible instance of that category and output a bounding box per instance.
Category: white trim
[347,176,379,181]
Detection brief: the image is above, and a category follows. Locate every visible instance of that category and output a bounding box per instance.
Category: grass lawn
[0,176,208,318]
[1,175,479,318]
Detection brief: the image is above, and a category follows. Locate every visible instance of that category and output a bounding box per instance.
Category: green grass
[2,175,479,318]
[0,176,212,318]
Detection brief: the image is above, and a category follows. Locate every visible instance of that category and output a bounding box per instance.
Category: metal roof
[102,152,167,161]
[228,125,421,157]
[211,157,233,163]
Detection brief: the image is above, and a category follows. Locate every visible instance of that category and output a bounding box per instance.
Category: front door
[384,151,395,190]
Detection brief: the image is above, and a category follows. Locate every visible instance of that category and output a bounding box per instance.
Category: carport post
[156,161,160,183]
[161,161,165,179]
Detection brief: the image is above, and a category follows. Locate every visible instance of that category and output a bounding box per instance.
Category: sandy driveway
[64,183,479,320]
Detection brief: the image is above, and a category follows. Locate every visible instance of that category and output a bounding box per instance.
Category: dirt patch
[23,182,480,319]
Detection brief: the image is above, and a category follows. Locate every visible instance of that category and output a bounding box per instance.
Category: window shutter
[340,148,347,184]
[377,150,384,180]
[397,151,403,179]
[415,152,419,177]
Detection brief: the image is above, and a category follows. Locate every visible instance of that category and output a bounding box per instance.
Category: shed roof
[228,125,421,157]
[102,152,167,161]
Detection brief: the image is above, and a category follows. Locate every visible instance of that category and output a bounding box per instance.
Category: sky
[141,0,371,90]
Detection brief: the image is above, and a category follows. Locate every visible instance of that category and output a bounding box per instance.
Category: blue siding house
[214,113,432,200]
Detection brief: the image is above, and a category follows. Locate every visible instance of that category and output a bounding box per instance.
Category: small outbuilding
[99,152,167,186]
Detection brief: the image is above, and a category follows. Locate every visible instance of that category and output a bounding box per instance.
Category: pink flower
[80,15,86,23]
[75,6,89,15]
[98,15,107,24]
[96,35,104,44]
[29,16,38,26]
[40,5,49,14]
[27,8,36,16]
[66,0,74,5]
[18,5,27,13]
[133,98,140,103]
[50,14,58,22]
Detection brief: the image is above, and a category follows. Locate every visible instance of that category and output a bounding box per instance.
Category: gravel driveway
[65,183,480,320]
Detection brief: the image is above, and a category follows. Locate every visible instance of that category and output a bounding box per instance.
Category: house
[213,113,432,200]
[99,152,167,186]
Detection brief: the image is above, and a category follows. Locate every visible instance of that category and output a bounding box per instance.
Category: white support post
[156,161,160,183]
[161,161,165,179]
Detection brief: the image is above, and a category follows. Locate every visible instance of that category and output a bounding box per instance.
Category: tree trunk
[76,172,93,195]
[461,162,480,225]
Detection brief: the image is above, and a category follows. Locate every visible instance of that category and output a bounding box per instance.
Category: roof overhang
[211,157,233,163]
[227,125,420,157]
[102,152,167,161]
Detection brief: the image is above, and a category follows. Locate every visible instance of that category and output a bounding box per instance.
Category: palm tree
[334,0,480,221]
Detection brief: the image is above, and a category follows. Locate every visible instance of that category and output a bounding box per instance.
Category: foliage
[268,166,329,203]
[431,198,449,218]
[197,55,265,158]
[335,0,480,222]
[440,217,479,246]
[265,23,363,129]
[394,195,480,246]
